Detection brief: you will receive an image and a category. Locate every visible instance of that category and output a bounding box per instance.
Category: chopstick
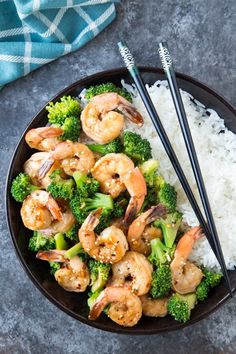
[117,41,232,295]
[157,42,232,295]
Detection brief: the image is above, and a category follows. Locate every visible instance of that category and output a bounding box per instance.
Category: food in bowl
[11,81,231,327]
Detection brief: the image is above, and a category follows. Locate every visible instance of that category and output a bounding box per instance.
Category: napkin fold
[0,0,119,86]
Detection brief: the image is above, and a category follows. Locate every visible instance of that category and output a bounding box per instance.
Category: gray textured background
[1,1,236,353]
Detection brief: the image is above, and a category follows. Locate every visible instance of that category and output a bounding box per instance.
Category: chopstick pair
[117,41,232,296]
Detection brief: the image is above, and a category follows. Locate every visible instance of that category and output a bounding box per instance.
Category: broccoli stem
[73,171,86,189]
[64,243,83,259]
[87,144,108,154]
[55,233,68,250]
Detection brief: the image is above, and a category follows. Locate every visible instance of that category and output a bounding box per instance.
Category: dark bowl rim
[5,66,236,335]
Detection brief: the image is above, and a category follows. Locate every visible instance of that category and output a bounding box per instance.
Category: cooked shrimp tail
[89,290,108,320]
[123,167,147,226]
[46,195,62,221]
[143,204,168,223]
[117,97,143,126]
[38,159,55,179]
[36,250,66,262]
[85,208,103,229]
[174,225,203,260]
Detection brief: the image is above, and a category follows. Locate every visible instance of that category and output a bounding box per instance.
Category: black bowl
[6,67,236,334]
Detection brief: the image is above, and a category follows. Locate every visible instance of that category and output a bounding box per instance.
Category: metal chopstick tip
[158,42,172,72]
[117,41,136,71]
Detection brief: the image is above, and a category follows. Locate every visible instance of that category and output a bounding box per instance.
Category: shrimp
[127,205,168,255]
[140,295,168,317]
[110,251,153,296]
[89,286,142,327]
[92,153,147,224]
[24,152,61,188]
[36,250,90,292]
[25,126,63,151]
[38,141,95,178]
[81,92,143,144]
[42,202,76,234]
[170,226,204,294]
[79,209,128,263]
[20,190,62,231]
[20,190,62,230]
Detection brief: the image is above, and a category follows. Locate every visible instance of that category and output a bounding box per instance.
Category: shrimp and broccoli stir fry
[11,82,222,327]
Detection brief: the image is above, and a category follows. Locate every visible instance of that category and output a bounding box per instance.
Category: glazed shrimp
[170,226,203,294]
[24,152,61,188]
[79,209,128,263]
[25,126,63,151]
[39,141,95,178]
[92,153,134,198]
[127,205,168,255]
[81,92,143,144]
[89,286,142,327]
[92,153,147,224]
[140,295,168,317]
[36,250,90,292]
[20,190,62,230]
[110,251,153,296]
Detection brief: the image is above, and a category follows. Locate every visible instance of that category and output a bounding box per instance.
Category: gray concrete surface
[0,1,236,353]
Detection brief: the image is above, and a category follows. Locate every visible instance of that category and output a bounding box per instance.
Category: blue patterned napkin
[0,0,119,86]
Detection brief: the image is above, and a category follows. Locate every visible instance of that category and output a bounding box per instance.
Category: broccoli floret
[46,96,81,125]
[88,259,111,292]
[153,212,182,249]
[85,82,132,102]
[111,197,128,219]
[87,138,123,155]
[70,192,113,226]
[59,116,81,142]
[28,231,55,252]
[47,169,75,200]
[148,238,174,266]
[49,262,61,275]
[11,172,39,202]
[64,223,79,241]
[139,159,159,186]
[123,131,152,163]
[140,186,158,212]
[203,267,222,288]
[150,264,172,299]
[196,267,222,301]
[71,172,113,231]
[73,171,100,197]
[168,293,197,323]
[94,209,112,234]
[196,280,209,301]
[158,182,177,213]
[148,238,174,298]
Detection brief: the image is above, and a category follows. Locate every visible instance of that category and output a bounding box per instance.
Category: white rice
[122,80,236,271]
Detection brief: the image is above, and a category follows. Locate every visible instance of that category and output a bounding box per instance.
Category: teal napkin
[0,0,119,86]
